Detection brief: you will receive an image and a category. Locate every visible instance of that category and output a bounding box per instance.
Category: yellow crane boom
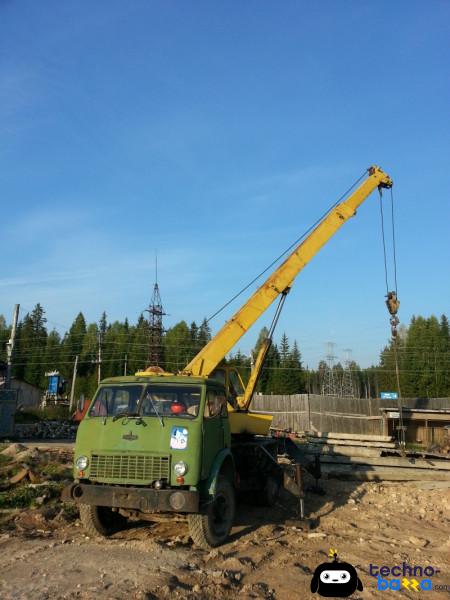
[182,166,392,380]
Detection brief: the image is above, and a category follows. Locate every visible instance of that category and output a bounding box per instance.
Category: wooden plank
[309,432,393,442]
[307,439,396,449]
[301,445,383,458]
[321,465,450,481]
[319,455,450,471]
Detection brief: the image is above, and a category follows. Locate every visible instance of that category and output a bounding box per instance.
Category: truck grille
[89,453,170,483]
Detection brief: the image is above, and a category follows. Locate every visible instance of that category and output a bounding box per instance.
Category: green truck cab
[63,374,237,548]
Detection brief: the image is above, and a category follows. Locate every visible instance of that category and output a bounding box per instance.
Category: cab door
[201,387,228,479]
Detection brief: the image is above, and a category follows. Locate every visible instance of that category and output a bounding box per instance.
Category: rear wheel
[188,476,235,549]
[79,504,127,537]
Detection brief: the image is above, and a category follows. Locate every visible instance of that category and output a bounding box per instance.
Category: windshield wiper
[112,412,142,423]
[144,393,164,427]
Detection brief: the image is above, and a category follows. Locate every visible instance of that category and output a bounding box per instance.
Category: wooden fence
[251,394,450,435]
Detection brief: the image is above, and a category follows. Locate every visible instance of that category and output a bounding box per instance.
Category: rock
[205,548,221,562]
[15,449,35,462]
[222,557,244,571]
[28,470,40,483]
[10,467,29,484]
[307,532,326,539]
[409,536,428,547]
[1,443,28,457]
[211,569,223,579]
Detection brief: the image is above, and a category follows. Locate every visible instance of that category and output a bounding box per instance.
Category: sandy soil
[0,477,449,600]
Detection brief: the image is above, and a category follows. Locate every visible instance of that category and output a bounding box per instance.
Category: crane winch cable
[205,170,367,324]
[379,184,405,448]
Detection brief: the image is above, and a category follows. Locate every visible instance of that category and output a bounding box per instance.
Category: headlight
[174,461,187,476]
[76,456,89,470]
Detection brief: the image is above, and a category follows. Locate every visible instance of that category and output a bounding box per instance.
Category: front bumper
[62,482,199,513]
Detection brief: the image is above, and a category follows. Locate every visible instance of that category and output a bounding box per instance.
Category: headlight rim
[75,455,89,470]
[173,460,188,476]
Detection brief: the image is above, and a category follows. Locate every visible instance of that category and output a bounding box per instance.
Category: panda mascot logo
[310,548,363,598]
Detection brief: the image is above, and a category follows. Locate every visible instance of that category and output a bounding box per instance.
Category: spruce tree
[163,321,192,372]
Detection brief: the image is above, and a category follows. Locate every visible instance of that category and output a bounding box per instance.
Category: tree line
[0,306,449,399]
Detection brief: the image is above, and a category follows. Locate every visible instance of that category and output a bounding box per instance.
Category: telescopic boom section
[181,166,392,378]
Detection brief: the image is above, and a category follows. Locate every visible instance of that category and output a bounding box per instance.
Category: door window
[204,391,227,418]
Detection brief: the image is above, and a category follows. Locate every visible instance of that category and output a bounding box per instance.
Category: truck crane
[63,166,393,548]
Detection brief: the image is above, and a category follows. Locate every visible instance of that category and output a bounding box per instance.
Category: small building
[0,377,41,409]
[381,407,450,446]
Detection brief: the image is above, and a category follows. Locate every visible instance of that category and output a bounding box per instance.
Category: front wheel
[188,476,235,549]
[79,504,127,537]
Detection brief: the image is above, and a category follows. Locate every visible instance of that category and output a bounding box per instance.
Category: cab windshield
[88,384,201,419]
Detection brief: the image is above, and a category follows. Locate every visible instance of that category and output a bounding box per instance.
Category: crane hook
[386,291,400,338]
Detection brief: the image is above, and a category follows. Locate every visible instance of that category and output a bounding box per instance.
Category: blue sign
[47,375,59,394]
[380,392,398,400]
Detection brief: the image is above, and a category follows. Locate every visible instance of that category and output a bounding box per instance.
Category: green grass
[0,482,63,509]
[0,454,13,468]
[15,405,72,423]
[40,463,72,480]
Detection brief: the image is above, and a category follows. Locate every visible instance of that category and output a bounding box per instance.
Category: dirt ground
[0,466,449,600]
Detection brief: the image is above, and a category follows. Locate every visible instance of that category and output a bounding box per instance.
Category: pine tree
[128,314,149,373]
[62,313,87,371]
[163,321,192,372]
[252,327,270,393]
[198,318,211,348]
[99,312,107,335]
[288,341,305,393]
[0,315,10,364]
[265,343,281,394]
[277,333,292,394]
[102,321,130,379]
[439,315,450,395]
[42,330,61,388]
[18,304,48,387]
[189,321,200,358]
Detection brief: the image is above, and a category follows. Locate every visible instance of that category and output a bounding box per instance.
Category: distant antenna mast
[321,341,338,396]
[145,252,166,366]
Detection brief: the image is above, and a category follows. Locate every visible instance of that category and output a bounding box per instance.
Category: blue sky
[1,1,449,368]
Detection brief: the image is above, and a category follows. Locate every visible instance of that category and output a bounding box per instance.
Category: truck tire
[79,504,127,537]
[188,476,235,549]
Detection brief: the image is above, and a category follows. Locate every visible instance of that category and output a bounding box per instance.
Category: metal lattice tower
[321,342,338,396]
[145,254,166,366]
[341,348,356,398]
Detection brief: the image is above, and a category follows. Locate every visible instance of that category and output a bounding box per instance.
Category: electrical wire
[205,170,367,323]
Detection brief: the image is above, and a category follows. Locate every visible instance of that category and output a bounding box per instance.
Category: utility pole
[97,332,102,385]
[124,353,128,376]
[5,304,20,389]
[69,355,79,412]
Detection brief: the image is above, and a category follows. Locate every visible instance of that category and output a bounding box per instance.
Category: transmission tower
[145,254,166,367]
[321,342,338,396]
[341,348,356,398]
